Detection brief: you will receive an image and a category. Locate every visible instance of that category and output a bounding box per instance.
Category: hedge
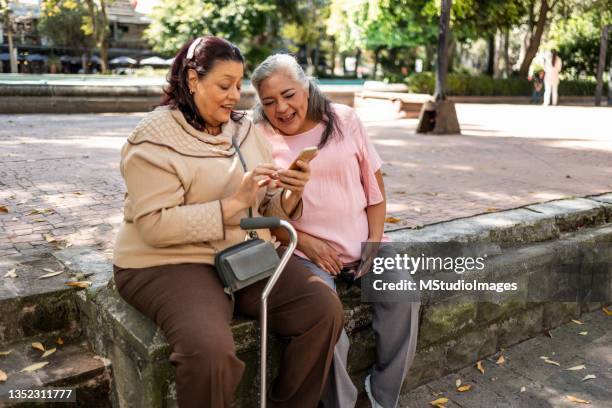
[404,72,606,97]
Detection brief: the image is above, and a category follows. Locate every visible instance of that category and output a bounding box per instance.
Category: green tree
[145,0,284,69]
[548,0,612,78]
[38,0,93,54]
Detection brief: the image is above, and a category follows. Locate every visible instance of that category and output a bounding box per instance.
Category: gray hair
[250,54,342,148]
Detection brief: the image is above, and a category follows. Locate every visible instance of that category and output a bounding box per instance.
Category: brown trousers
[114,253,344,408]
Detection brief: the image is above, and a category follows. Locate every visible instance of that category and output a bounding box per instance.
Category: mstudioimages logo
[371,279,517,293]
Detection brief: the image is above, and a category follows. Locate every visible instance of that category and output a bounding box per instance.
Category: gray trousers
[297,245,421,408]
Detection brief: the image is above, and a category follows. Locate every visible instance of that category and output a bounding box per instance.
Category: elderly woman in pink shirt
[251,54,420,408]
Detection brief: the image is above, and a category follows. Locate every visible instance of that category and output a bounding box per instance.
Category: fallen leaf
[476,360,485,374]
[455,378,461,388]
[457,384,472,392]
[56,337,64,346]
[39,270,63,279]
[429,397,448,407]
[425,192,439,196]
[65,281,92,289]
[64,242,73,248]
[33,218,46,222]
[0,205,8,213]
[544,359,560,366]
[385,217,401,223]
[43,233,56,243]
[20,361,49,373]
[581,374,596,382]
[566,364,586,371]
[3,268,17,278]
[602,307,612,316]
[491,377,498,382]
[520,386,526,393]
[571,319,584,325]
[486,208,500,213]
[578,331,588,336]
[0,369,6,382]
[496,355,506,365]
[41,348,56,358]
[566,395,591,404]
[73,192,83,195]
[0,350,12,356]
[29,208,53,215]
[31,342,45,352]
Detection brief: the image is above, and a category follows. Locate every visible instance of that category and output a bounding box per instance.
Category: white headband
[186,37,203,60]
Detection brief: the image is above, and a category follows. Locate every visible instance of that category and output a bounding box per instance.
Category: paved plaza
[1,103,611,262]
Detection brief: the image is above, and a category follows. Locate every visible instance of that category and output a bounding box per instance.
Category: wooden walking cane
[239,217,298,408]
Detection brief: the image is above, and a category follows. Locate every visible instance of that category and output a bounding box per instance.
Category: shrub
[404,73,606,97]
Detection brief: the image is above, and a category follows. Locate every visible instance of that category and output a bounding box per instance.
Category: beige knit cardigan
[113,107,301,269]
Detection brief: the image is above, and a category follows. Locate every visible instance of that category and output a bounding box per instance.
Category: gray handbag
[214,134,280,296]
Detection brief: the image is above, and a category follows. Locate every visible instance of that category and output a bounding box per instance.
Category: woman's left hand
[274,159,312,193]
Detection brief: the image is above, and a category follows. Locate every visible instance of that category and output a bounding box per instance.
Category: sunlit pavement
[1,103,611,261]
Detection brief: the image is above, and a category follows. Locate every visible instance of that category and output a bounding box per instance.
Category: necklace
[204,124,222,135]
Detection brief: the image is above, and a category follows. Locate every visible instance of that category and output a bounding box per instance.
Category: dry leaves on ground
[520,386,526,392]
[476,360,485,374]
[29,208,53,215]
[496,355,506,365]
[41,348,56,358]
[578,331,588,336]
[56,337,64,346]
[543,359,560,366]
[0,205,8,213]
[31,342,45,352]
[0,350,12,356]
[457,384,472,392]
[455,378,461,388]
[65,281,92,289]
[571,319,584,325]
[3,268,17,278]
[20,362,49,373]
[429,397,449,407]
[39,270,63,279]
[0,369,7,382]
[602,306,612,316]
[44,233,56,243]
[581,374,596,382]
[385,217,401,223]
[566,364,586,371]
[566,395,591,404]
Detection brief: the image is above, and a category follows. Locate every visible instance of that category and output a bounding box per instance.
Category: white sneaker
[364,374,384,408]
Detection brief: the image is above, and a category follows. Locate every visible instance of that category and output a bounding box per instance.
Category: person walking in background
[529,70,545,104]
[543,50,562,106]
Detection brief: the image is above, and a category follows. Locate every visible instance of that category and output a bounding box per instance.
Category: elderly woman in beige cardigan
[112,36,343,408]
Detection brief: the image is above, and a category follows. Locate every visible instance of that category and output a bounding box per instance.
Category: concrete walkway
[399,309,612,408]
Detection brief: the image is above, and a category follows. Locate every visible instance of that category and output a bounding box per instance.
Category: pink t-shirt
[258,104,386,264]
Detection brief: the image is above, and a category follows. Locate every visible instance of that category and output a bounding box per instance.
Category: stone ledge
[53,194,612,407]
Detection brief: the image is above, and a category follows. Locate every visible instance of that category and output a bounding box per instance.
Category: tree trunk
[7,25,18,73]
[503,28,511,77]
[330,37,336,76]
[519,0,550,77]
[435,0,452,100]
[486,34,495,76]
[595,25,610,106]
[85,0,109,73]
[373,46,382,79]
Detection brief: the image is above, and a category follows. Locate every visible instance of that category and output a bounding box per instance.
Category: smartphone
[288,146,318,170]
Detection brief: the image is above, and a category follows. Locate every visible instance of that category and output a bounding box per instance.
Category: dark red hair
[161,36,246,131]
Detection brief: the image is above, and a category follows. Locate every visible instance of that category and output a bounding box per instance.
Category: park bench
[354,91,433,118]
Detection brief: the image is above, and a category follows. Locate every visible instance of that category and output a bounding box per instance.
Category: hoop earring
[189,89,194,95]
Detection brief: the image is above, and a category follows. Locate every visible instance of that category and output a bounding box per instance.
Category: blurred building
[1,0,153,73]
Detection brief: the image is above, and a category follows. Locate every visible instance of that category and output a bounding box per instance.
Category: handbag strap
[231,124,258,239]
